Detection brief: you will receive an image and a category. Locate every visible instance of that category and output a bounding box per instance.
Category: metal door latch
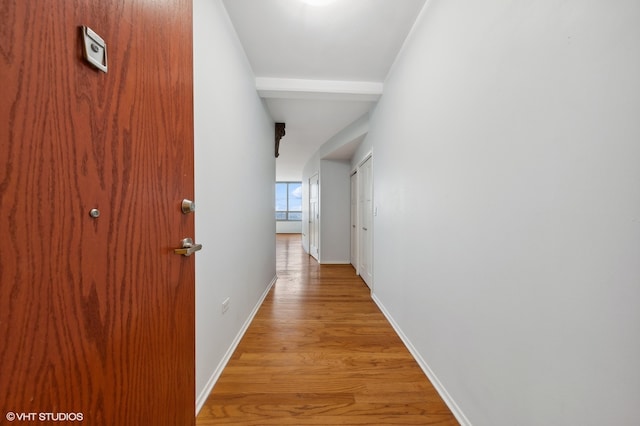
[81,26,108,73]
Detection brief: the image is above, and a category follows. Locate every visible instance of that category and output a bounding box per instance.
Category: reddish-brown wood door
[0,1,195,424]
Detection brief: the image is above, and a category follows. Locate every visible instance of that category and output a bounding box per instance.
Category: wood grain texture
[0,1,194,424]
[197,234,458,425]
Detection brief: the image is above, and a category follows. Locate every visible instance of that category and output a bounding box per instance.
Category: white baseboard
[371,293,472,426]
[195,274,278,415]
[319,260,351,265]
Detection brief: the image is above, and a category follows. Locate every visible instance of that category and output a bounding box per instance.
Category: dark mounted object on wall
[275,122,286,158]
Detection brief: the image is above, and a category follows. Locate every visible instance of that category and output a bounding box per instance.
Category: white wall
[193,0,276,412]
[319,160,352,263]
[369,1,640,425]
[351,138,373,172]
[276,220,301,234]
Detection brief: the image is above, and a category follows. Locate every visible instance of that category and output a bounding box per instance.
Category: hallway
[196,234,457,425]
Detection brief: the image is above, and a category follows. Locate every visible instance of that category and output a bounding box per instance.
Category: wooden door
[309,174,319,260]
[359,157,373,288]
[0,1,195,425]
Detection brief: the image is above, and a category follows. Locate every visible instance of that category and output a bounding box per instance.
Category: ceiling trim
[256,77,383,102]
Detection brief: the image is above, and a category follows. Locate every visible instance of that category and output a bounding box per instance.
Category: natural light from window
[275,182,302,221]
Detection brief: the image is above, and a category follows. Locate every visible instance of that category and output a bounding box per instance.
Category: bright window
[276,182,302,221]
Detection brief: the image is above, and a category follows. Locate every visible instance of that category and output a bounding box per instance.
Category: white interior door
[358,157,373,288]
[309,174,319,260]
[350,171,358,271]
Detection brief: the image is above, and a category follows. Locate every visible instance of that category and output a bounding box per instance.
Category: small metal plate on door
[81,26,108,73]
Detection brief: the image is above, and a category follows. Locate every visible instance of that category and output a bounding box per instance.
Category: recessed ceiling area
[221,0,427,179]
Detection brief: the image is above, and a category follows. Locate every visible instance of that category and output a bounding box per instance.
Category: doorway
[309,173,320,260]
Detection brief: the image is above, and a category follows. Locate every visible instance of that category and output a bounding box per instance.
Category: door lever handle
[174,237,202,257]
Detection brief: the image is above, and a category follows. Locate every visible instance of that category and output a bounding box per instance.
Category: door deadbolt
[181,199,195,214]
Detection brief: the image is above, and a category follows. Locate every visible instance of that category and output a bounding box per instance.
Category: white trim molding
[371,293,472,426]
[195,275,278,415]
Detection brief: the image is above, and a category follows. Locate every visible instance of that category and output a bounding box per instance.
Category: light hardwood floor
[196,234,458,425]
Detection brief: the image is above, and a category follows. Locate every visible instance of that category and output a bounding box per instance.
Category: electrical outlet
[222,297,230,314]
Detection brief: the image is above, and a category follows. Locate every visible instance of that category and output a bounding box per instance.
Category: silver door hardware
[89,208,100,218]
[174,237,202,257]
[81,26,108,73]
[181,199,196,214]
[363,227,368,231]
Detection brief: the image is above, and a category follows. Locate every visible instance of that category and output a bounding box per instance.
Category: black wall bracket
[275,123,286,158]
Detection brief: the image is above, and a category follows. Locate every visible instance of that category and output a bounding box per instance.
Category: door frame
[350,170,359,272]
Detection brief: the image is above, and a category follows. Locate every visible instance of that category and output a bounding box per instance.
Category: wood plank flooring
[196,234,458,425]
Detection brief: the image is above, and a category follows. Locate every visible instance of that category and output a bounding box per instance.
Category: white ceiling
[222,0,427,179]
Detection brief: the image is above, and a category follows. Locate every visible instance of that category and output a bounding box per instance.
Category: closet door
[358,157,373,288]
